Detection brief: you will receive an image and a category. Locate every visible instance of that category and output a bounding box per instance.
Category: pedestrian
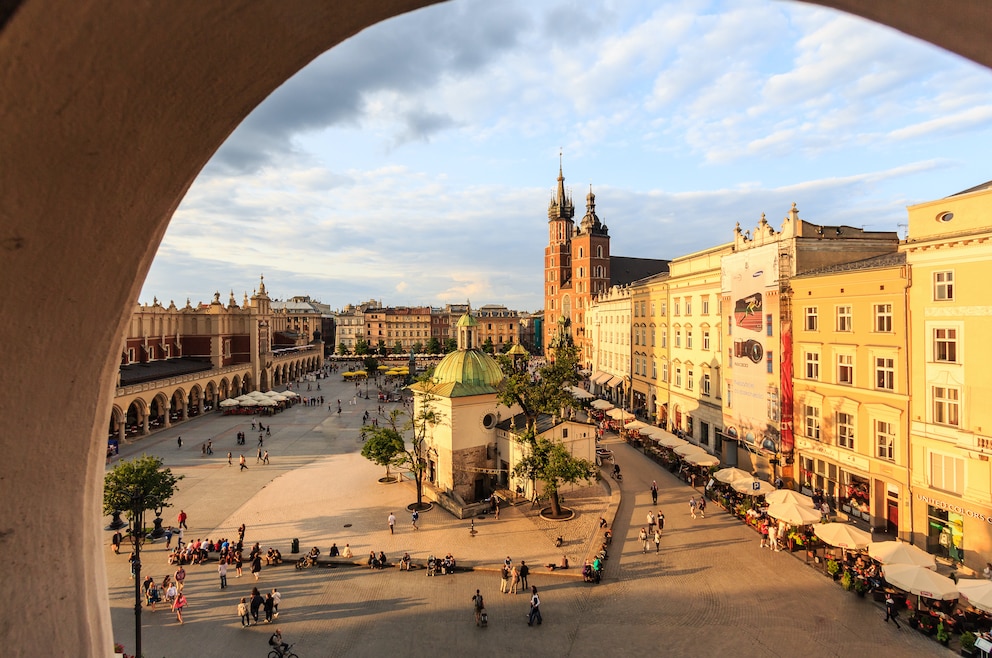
[639,527,649,553]
[177,436,182,449]
[238,523,246,544]
[206,439,213,454]
[388,512,396,534]
[258,434,264,447]
[698,496,706,518]
[266,426,271,437]
[165,580,177,605]
[201,442,207,456]
[519,561,530,589]
[500,564,510,593]
[263,592,275,623]
[657,510,665,534]
[256,447,263,463]
[653,528,662,553]
[178,509,188,530]
[272,588,281,618]
[472,589,485,626]
[239,454,248,471]
[164,525,173,548]
[759,520,769,548]
[235,551,244,577]
[651,480,658,505]
[527,586,542,626]
[262,450,269,465]
[768,522,779,552]
[647,510,656,531]
[510,564,521,594]
[227,451,233,466]
[111,530,122,554]
[884,594,901,629]
[172,591,187,624]
[411,509,419,530]
[494,500,500,520]
[177,526,184,548]
[251,419,256,431]
[218,560,228,589]
[249,587,263,625]
[689,496,697,520]
[238,597,250,628]
[251,552,262,580]
[174,565,186,592]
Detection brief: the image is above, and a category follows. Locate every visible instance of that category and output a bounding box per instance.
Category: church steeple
[548,151,574,222]
[579,184,605,235]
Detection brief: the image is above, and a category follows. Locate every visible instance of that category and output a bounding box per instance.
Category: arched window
[578,247,584,258]
[597,245,603,258]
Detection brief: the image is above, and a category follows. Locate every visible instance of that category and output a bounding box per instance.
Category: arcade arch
[1,1,988,654]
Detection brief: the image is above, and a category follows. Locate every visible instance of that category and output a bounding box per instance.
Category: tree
[425,336,441,354]
[393,340,403,354]
[360,427,405,480]
[443,337,457,353]
[500,341,514,354]
[103,454,184,528]
[377,339,388,356]
[355,338,370,355]
[496,344,587,516]
[337,341,348,356]
[481,336,495,354]
[412,341,424,355]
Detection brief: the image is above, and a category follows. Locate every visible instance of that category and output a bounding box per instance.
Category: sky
[140,0,992,313]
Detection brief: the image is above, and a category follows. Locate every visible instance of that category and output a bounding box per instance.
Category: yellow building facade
[903,183,992,571]
[631,272,668,423]
[791,255,911,540]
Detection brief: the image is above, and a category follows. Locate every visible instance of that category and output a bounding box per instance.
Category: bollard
[291,538,299,554]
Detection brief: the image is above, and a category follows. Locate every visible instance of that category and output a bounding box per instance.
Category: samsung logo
[752,270,763,277]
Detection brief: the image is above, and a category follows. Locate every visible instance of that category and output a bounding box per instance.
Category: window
[805,307,818,331]
[651,361,657,379]
[703,331,710,351]
[686,331,693,349]
[766,350,774,374]
[685,298,692,316]
[662,363,668,382]
[642,328,647,346]
[634,329,640,346]
[934,328,958,363]
[874,304,893,332]
[702,373,711,396]
[651,302,656,316]
[875,357,894,390]
[837,412,855,450]
[674,300,680,316]
[661,330,667,348]
[675,331,681,348]
[597,246,603,258]
[766,314,773,336]
[578,247,583,258]
[836,306,852,332]
[661,302,667,317]
[805,404,821,440]
[702,298,710,315]
[641,301,647,317]
[650,329,655,347]
[675,367,682,387]
[933,386,960,426]
[687,369,694,390]
[934,271,954,301]
[930,453,964,494]
[805,352,820,380]
[876,420,895,461]
[837,354,853,385]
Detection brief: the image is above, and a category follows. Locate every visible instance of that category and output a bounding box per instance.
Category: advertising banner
[721,244,780,454]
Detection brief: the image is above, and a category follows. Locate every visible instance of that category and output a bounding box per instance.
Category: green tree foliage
[500,341,514,354]
[360,427,405,479]
[481,336,495,354]
[496,344,586,516]
[412,341,424,355]
[393,340,403,354]
[362,355,379,378]
[355,338,370,355]
[337,341,348,355]
[425,336,441,354]
[377,339,388,356]
[443,337,458,353]
[103,454,184,521]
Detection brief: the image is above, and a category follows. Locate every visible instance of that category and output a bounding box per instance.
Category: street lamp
[128,490,146,658]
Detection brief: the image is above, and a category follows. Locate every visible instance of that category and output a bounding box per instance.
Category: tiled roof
[793,251,906,278]
[610,256,670,286]
[119,357,213,386]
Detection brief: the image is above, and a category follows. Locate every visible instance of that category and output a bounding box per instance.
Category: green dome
[433,349,504,393]
[456,313,478,328]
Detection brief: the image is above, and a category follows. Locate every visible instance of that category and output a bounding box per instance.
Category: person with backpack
[472,589,486,626]
[527,586,542,626]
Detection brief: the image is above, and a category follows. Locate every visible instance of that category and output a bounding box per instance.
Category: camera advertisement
[721,244,780,455]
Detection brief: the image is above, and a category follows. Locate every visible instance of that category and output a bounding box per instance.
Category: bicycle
[267,642,298,658]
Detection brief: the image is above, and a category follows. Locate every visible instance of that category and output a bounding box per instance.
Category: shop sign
[917,493,992,524]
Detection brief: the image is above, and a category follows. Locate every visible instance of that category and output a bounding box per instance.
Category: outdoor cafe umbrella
[590,399,614,411]
[956,579,992,614]
[766,501,822,525]
[714,467,753,484]
[868,541,937,569]
[732,479,776,496]
[813,523,873,550]
[882,563,958,600]
[626,419,651,430]
[685,451,720,467]
[282,390,299,398]
[657,434,689,449]
[256,398,277,407]
[674,444,705,457]
[607,408,635,422]
[238,398,258,407]
[765,489,817,508]
[218,398,240,408]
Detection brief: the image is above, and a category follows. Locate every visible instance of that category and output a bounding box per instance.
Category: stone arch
[241,372,253,393]
[188,384,203,418]
[170,387,187,423]
[107,404,125,443]
[125,398,147,437]
[259,368,270,391]
[231,375,242,396]
[1,2,989,654]
[219,378,231,400]
[204,380,217,410]
[149,392,171,431]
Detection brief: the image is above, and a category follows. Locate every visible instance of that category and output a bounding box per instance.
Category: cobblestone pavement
[106,375,943,657]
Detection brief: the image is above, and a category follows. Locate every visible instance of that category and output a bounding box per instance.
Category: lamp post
[128,490,146,658]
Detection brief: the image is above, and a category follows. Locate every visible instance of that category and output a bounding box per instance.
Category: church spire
[548,150,574,222]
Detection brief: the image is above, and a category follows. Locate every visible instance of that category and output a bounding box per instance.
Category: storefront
[913,493,992,571]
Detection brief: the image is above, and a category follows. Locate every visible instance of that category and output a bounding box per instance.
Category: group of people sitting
[368,550,389,569]
[426,553,456,576]
[582,556,605,583]
[264,547,283,565]
[328,543,354,558]
[168,537,231,565]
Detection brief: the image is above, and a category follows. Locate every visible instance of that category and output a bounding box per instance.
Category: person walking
[271,588,281,618]
[509,564,521,594]
[653,527,662,553]
[518,561,529,589]
[178,509,188,530]
[657,510,665,535]
[177,436,182,449]
[499,564,510,593]
[249,587,263,625]
[650,480,658,505]
[768,522,779,552]
[388,512,396,535]
[884,594,901,629]
[262,450,269,465]
[174,565,186,592]
[227,451,233,466]
[218,560,228,589]
[647,511,656,532]
[527,586,542,626]
[698,496,706,518]
[111,530,122,554]
[256,446,263,463]
[411,509,419,530]
[238,597,250,628]
[239,454,248,471]
[172,591,187,624]
[639,527,649,553]
[472,589,486,626]
[689,496,697,520]
[164,525,173,548]
[251,552,262,580]
[263,591,275,623]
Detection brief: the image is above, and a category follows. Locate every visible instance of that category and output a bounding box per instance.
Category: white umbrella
[267,394,288,402]
[657,435,689,449]
[567,386,595,400]
[685,451,720,467]
[882,563,958,600]
[732,479,776,496]
[607,408,634,421]
[248,391,269,399]
[218,398,240,408]
[813,523,873,550]
[638,426,666,439]
[868,541,937,569]
[281,390,299,398]
[765,489,816,508]
[674,444,706,457]
[626,419,651,430]
[264,390,283,397]
[235,394,252,402]
[713,467,753,484]
[238,399,258,407]
[590,399,614,411]
[766,501,822,525]
[956,579,992,614]
[256,398,277,407]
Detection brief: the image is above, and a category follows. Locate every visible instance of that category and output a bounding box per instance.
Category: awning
[606,376,624,388]
[591,371,611,385]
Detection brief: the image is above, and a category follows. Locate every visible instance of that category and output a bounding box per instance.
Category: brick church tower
[543,160,610,366]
